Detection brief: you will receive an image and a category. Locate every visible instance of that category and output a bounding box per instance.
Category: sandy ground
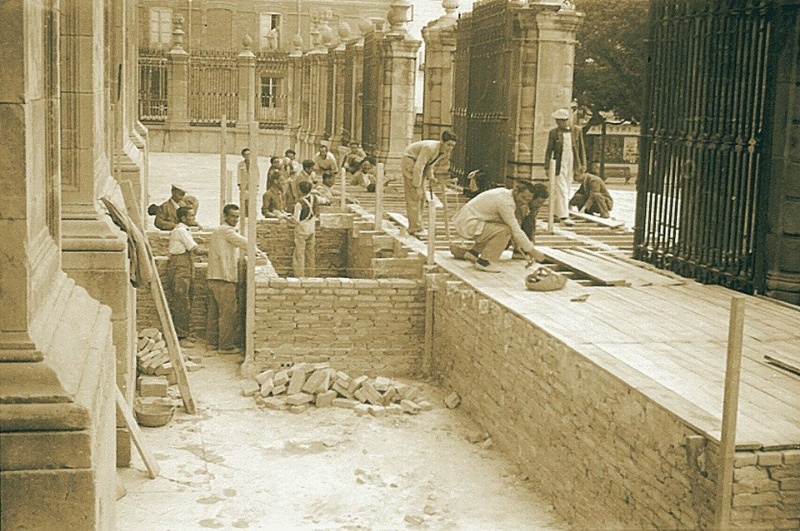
[117,349,569,530]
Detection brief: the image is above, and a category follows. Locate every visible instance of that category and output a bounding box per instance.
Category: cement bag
[525,266,567,292]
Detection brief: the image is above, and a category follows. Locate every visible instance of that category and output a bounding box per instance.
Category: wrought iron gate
[138,51,168,123]
[636,0,775,292]
[188,51,238,126]
[452,0,513,189]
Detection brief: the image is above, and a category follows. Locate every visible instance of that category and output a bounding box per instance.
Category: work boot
[465,249,480,263]
[474,257,501,273]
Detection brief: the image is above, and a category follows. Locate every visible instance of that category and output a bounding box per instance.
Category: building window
[150,7,172,48]
[260,76,279,108]
[259,13,281,51]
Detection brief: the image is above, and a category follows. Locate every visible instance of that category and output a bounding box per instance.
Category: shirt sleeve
[181,227,198,252]
[222,226,248,249]
[498,197,534,253]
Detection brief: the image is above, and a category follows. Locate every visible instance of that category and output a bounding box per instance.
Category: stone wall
[254,278,426,376]
[137,259,210,338]
[430,276,800,529]
[256,218,348,278]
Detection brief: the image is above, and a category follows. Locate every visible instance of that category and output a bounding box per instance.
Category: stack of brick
[136,328,176,384]
[243,362,433,416]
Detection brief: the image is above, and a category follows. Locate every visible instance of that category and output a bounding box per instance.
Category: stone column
[236,35,257,139]
[0,1,116,528]
[524,3,583,180]
[330,32,349,152]
[374,1,421,176]
[60,0,136,468]
[421,0,459,141]
[166,15,190,137]
[345,22,368,144]
[286,35,303,153]
[308,48,330,152]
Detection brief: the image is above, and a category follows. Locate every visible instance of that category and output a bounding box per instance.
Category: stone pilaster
[329,44,348,152]
[236,35,256,136]
[0,1,116,528]
[344,33,366,145]
[286,36,303,154]
[521,3,583,180]
[421,1,458,141]
[166,16,190,132]
[374,33,421,176]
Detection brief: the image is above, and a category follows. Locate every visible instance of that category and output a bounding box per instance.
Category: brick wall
[136,259,209,338]
[257,219,348,278]
[430,277,800,530]
[254,277,426,376]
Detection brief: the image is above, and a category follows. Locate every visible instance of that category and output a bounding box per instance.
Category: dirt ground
[117,348,568,530]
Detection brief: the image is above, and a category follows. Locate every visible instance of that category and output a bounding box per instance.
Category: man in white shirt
[206,204,266,353]
[452,181,545,272]
[401,130,457,236]
[291,180,330,277]
[166,208,199,345]
[313,141,339,175]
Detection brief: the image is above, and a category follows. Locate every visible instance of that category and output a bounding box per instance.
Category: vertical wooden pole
[340,167,347,210]
[245,122,258,367]
[442,182,451,242]
[374,163,385,230]
[714,297,746,530]
[548,159,556,233]
[219,114,227,223]
[427,187,436,266]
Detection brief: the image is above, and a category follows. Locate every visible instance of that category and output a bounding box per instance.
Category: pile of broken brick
[242,362,440,417]
[134,328,200,427]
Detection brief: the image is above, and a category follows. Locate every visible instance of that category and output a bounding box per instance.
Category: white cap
[551,108,570,120]
[171,183,187,192]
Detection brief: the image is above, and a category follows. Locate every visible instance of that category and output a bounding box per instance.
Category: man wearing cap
[401,130,458,236]
[544,108,586,227]
[154,183,200,230]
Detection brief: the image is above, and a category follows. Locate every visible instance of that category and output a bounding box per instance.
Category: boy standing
[167,207,198,345]
[291,180,329,277]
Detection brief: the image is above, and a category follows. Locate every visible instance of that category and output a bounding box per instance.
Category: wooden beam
[244,122,258,367]
[116,387,160,479]
[374,163,384,230]
[220,114,228,223]
[714,297,746,530]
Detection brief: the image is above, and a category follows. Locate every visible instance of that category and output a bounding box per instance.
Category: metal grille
[255,52,288,129]
[636,0,775,292]
[188,51,238,126]
[138,50,168,122]
[451,0,513,189]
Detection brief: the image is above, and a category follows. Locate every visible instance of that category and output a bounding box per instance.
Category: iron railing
[255,52,289,129]
[138,51,168,122]
[188,51,238,126]
[636,0,775,292]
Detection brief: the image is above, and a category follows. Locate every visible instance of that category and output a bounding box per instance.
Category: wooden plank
[538,246,629,286]
[764,353,800,377]
[149,252,196,414]
[116,387,159,479]
[570,210,626,229]
[576,248,683,287]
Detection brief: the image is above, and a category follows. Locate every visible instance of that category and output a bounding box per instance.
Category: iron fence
[255,52,289,129]
[636,0,775,292]
[188,51,238,126]
[138,50,168,122]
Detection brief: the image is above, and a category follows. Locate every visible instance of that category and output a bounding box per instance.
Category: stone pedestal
[236,36,257,135]
[166,28,190,132]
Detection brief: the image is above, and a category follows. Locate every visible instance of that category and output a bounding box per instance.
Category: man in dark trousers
[166,207,198,346]
[570,172,614,218]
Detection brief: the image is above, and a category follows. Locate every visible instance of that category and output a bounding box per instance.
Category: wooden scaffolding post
[548,159,556,233]
[340,167,347,210]
[427,183,436,266]
[219,114,228,223]
[374,163,385,230]
[116,387,159,479]
[714,297,746,530]
[244,122,258,367]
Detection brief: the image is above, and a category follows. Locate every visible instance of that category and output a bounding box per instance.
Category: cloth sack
[525,266,567,292]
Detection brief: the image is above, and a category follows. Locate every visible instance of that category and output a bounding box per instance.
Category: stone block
[260,379,274,397]
[271,385,286,396]
[138,376,168,397]
[381,387,398,405]
[758,452,784,467]
[349,375,368,394]
[273,370,289,387]
[354,404,371,416]
[255,369,275,385]
[285,393,314,406]
[354,389,368,403]
[287,368,308,395]
[368,405,386,417]
[444,392,461,409]
[240,380,260,397]
[783,450,800,465]
[361,382,384,405]
[262,397,288,410]
[401,399,420,415]
[332,398,359,409]
[332,381,353,399]
[302,369,329,394]
[374,376,392,392]
[316,390,337,408]
[417,400,433,412]
[289,404,311,414]
[386,404,403,415]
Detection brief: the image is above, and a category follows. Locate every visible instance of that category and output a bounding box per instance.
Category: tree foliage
[573,0,650,124]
